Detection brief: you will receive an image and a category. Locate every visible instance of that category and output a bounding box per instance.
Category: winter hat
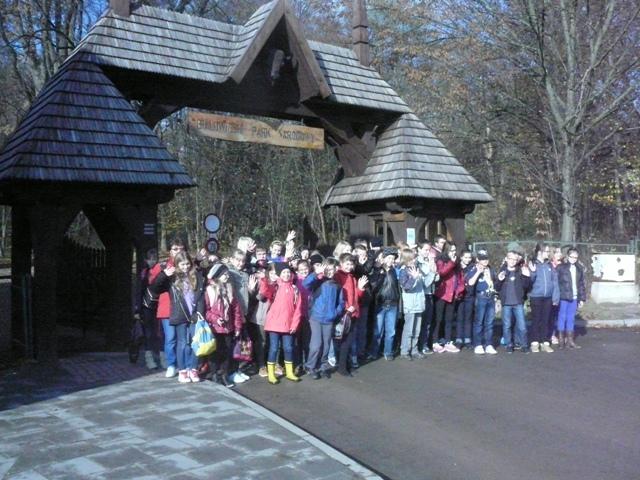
[381,247,398,258]
[207,263,229,280]
[309,253,324,265]
[476,249,489,260]
[274,262,291,276]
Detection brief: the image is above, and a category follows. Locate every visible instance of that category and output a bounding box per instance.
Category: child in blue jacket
[303,258,345,379]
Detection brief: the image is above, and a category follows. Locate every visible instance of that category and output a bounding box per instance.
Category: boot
[267,362,280,385]
[284,361,301,382]
[557,331,565,349]
[144,351,158,369]
[530,341,540,353]
[567,331,581,349]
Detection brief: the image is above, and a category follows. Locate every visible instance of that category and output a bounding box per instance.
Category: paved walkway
[0,353,380,479]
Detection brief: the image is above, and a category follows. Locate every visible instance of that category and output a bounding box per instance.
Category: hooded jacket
[204,287,244,334]
[303,273,345,324]
[434,259,465,303]
[529,260,560,303]
[260,277,302,334]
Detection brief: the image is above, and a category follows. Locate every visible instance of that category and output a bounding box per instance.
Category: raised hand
[358,276,369,289]
[164,265,176,277]
[498,271,506,281]
[285,230,296,243]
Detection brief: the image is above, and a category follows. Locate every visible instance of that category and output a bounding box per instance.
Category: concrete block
[591,282,639,303]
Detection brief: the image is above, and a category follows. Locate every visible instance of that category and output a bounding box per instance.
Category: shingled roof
[71,1,408,113]
[0,55,194,187]
[323,113,493,206]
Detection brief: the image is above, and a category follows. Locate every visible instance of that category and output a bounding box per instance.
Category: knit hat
[381,247,398,258]
[476,249,489,260]
[274,262,291,276]
[207,263,229,280]
[309,253,324,265]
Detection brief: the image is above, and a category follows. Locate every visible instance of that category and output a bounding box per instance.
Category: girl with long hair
[150,250,206,383]
[205,263,245,387]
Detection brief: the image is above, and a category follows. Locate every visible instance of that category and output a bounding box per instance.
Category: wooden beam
[10,206,31,359]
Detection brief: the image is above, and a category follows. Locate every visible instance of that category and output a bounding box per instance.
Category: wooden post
[444,217,466,250]
[29,204,79,363]
[10,206,31,359]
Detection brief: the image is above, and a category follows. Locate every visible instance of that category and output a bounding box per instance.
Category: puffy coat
[149,270,206,325]
[303,273,345,324]
[398,267,426,314]
[557,263,586,302]
[148,259,173,319]
[333,269,364,319]
[204,287,244,334]
[260,277,302,333]
[434,259,465,303]
[529,260,560,303]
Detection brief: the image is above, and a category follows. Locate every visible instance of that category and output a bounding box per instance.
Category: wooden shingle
[0,55,194,187]
[323,113,493,206]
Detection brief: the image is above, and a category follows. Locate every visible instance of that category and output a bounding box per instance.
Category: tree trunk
[560,144,576,242]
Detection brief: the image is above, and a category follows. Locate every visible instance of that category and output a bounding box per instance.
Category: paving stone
[37,457,106,478]
[0,352,379,480]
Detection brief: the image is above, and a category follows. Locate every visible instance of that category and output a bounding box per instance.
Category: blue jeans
[501,304,527,347]
[369,304,398,357]
[175,322,196,370]
[474,296,495,347]
[161,318,177,368]
[558,299,578,332]
[267,332,294,363]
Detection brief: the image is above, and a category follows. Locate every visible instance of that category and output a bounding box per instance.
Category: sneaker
[327,357,337,367]
[551,334,559,345]
[454,338,463,349]
[351,356,360,369]
[365,353,377,362]
[237,372,250,381]
[421,347,433,355]
[258,367,268,377]
[474,345,485,355]
[178,370,190,383]
[188,369,201,383]
[321,369,332,379]
[414,352,426,359]
[433,343,446,354]
[231,372,247,384]
[400,354,413,361]
[307,369,321,380]
[275,365,284,377]
[506,345,514,353]
[444,342,460,353]
[485,345,498,355]
[541,342,554,353]
[384,354,394,361]
[531,341,540,353]
[165,366,177,378]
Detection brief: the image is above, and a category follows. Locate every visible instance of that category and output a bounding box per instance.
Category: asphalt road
[238,329,640,480]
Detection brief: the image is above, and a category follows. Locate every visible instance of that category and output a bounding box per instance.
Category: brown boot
[567,331,581,349]
[557,331,565,349]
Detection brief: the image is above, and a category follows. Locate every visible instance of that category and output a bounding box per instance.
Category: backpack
[191,314,216,357]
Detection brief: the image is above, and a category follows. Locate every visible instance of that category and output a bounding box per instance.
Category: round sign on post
[203,213,220,233]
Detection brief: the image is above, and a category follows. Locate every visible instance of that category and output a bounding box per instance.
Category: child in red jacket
[433,243,465,353]
[260,262,303,384]
[333,253,367,376]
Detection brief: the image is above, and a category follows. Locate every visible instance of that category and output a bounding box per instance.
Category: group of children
[134,232,587,386]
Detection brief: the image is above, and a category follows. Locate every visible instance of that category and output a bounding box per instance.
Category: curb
[580,319,640,328]
[221,387,384,480]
